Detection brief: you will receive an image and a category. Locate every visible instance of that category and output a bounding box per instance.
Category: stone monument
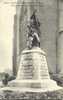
[6,11,61,92]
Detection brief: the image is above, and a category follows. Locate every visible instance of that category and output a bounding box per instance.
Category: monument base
[1,47,62,94]
[3,47,61,92]
[2,79,61,92]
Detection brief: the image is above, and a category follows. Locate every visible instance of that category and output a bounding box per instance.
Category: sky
[0,0,16,72]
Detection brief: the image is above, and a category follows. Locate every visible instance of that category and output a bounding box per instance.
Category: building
[13,0,63,79]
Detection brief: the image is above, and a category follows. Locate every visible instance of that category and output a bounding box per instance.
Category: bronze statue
[27,10,41,49]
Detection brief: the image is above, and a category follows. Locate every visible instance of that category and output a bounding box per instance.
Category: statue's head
[30,10,40,27]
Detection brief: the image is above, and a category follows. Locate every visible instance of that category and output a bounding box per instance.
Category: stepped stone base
[4,79,61,92]
[4,47,61,92]
[0,47,61,93]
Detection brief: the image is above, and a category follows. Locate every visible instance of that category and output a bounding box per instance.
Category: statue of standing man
[27,10,41,49]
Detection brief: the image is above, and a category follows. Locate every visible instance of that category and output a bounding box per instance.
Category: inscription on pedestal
[18,53,36,79]
[17,49,50,80]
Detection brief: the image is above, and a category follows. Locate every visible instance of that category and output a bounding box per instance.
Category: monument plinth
[17,47,49,80]
[7,47,61,92]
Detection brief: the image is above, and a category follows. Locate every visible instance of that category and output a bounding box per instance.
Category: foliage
[2,73,16,86]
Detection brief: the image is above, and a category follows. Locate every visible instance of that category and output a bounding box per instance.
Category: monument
[6,11,61,92]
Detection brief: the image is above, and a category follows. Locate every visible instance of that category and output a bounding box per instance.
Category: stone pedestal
[7,47,61,92]
[17,47,49,80]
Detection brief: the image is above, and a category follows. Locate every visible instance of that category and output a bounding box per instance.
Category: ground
[0,89,63,100]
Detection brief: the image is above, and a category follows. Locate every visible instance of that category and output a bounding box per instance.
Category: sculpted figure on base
[27,10,41,49]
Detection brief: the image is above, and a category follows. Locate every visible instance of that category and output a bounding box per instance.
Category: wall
[57,0,63,76]
[14,0,58,75]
